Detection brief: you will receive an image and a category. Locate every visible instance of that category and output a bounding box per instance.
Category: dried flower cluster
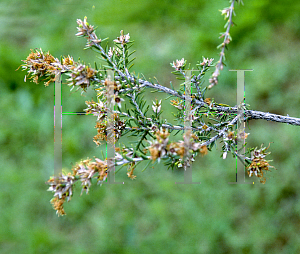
[47,157,109,216]
[66,64,99,93]
[18,48,99,95]
[94,113,125,146]
[18,48,61,86]
[247,144,274,184]
[148,128,208,168]
[127,162,137,180]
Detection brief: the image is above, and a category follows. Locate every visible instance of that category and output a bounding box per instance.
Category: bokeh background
[1,0,300,253]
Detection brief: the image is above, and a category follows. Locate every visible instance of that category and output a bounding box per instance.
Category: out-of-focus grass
[1,0,300,253]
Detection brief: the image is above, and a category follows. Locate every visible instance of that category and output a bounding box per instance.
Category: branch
[117,77,300,126]
[19,7,299,216]
[245,110,300,126]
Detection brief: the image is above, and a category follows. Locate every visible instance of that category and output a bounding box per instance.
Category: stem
[201,113,241,147]
[122,44,130,77]
[86,20,300,127]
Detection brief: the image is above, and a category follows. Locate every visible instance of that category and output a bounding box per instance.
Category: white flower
[171,58,185,70]
[152,99,162,113]
[108,47,114,58]
[113,30,130,45]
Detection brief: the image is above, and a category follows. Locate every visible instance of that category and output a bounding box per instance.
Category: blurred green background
[1,0,300,253]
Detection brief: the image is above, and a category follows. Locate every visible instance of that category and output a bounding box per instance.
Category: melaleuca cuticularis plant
[18,0,300,216]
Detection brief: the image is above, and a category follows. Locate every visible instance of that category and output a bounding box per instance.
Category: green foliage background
[1,0,300,253]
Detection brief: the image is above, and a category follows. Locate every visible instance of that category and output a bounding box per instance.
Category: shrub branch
[18,0,299,216]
